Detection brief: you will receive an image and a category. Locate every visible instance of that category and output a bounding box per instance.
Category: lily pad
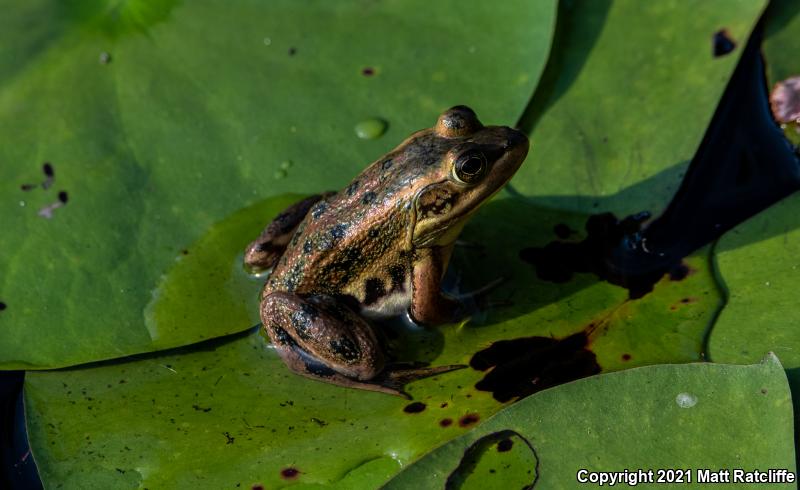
[0,0,556,369]
[707,192,800,466]
[24,193,724,488]
[384,355,795,489]
[709,193,800,387]
[764,0,800,86]
[26,349,794,488]
[512,0,767,217]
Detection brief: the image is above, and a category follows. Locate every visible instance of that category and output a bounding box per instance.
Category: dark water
[0,372,41,489]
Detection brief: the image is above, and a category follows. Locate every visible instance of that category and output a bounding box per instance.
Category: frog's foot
[290,362,466,399]
[455,276,506,298]
[453,239,485,250]
[371,363,467,398]
[455,276,513,311]
[417,277,509,325]
[270,331,464,398]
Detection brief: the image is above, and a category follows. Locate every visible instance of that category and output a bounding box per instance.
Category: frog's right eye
[453,151,487,184]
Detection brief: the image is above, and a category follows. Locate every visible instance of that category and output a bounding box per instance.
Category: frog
[244,106,529,397]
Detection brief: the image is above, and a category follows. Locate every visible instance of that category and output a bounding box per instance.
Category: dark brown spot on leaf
[471,331,600,402]
[497,438,513,452]
[362,67,375,76]
[58,191,68,204]
[458,413,480,427]
[553,223,574,239]
[669,263,690,281]
[439,418,453,427]
[621,353,631,361]
[712,29,736,57]
[403,402,426,414]
[280,467,300,479]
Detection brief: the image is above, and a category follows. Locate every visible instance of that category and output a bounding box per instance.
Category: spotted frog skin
[244,106,529,396]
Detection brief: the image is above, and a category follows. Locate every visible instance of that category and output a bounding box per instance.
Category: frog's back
[265,182,415,308]
[264,130,452,308]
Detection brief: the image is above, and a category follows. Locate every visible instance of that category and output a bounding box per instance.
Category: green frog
[245,106,529,396]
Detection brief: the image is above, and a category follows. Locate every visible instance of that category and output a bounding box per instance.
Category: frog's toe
[372,363,467,396]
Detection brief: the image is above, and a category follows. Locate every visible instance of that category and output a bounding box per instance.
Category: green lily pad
[384,354,795,489]
[24,193,723,488]
[709,193,800,380]
[764,0,800,86]
[0,0,556,369]
[27,349,794,489]
[512,0,767,217]
[708,193,800,466]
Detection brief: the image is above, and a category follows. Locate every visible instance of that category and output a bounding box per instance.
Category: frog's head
[411,105,529,247]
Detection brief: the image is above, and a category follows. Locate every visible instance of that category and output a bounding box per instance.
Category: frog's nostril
[504,128,527,149]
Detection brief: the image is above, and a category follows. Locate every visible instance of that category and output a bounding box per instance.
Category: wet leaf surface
[385,356,796,489]
[0,0,555,369]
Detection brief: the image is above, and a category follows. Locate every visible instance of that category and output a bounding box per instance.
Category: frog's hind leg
[262,292,463,397]
[244,192,334,272]
[262,291,387,384]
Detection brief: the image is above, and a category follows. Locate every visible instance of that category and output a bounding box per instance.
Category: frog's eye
[453,151,487,184]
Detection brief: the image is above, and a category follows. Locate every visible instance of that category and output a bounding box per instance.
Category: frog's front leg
[409,245,464,325]
[244,193,334,272]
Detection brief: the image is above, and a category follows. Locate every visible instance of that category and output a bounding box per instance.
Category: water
[354,118,388,140]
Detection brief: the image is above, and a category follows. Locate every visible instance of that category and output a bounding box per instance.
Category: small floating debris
[38,191,69,219]
[99,52,112,64]
[22,162,55,191]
